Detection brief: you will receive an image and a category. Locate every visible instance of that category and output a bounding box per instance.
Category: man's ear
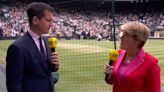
[138,41,145,48]
[32,16,38,25]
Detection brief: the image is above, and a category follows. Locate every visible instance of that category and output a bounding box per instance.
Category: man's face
[36,10,54,35]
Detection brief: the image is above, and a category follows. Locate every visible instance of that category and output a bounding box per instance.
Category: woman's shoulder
[144,52,160,74]
[145,52,158,62]
[144,52,158,64]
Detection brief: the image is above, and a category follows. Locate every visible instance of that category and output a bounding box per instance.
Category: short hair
[27,2,54,25]
[120,21,150,42]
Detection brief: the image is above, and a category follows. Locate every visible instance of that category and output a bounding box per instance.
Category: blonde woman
[104,21,161,92]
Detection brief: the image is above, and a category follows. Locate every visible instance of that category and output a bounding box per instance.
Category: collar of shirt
[28,30,46,53]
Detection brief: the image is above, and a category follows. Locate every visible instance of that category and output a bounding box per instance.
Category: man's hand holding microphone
[48,37,60,70]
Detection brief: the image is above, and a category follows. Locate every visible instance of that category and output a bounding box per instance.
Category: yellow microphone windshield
[109,49,119,61]
[48,37,58,48]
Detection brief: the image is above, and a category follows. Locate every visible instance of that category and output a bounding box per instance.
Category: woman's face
[119,31,140,52]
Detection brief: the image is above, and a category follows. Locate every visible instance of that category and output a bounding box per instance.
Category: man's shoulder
[12,36,24,46]
[10,33,29,48]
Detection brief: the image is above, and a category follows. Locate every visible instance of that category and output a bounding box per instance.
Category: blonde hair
[120,21,150,42]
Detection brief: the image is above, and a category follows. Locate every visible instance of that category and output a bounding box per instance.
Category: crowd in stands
[0,3,164,39]
[0,5,28,37]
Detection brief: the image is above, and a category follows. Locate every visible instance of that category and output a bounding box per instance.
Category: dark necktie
[39,37,47,68]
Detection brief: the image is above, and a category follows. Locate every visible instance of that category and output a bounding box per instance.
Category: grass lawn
[0,39,164,92]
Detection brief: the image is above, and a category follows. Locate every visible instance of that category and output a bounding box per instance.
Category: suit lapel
[114,50,126,73]
[43,37,52,72]
[43,37,51,63]
[114,48,145,82]
[124,48,145,78]
[43,37,54,88]
[23,32,49,75]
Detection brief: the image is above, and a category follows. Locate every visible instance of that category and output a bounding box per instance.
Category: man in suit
[6,2,60,92]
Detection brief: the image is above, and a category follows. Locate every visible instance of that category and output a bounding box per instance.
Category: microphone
[105,49,119,84]
[48,37,59,79]
[108,49,118,65]
[48,37,58,52]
